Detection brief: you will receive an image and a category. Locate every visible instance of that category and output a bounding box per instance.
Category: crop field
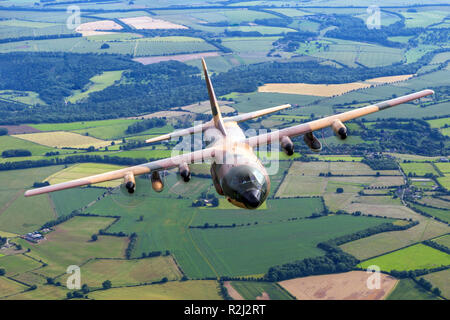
[279,271,397,300]
[120,16,187,30]
[75,20,123,37]
[340,205,449,260]
[50,188,106,217]
[16,216,128,277]
[401,10,448,28]
[45,163,126,188]
[417,197,450,210]
[400,162,439,176]
[0,254,42,277]
[420,269,450,299]
[229,281,293,300]
[5,285,68,300]
[29,119,138,133]
[358,243,450,272]
[225,25,297,35]
[192,197,324,226]
[408,202,450,223]
[13,132,113,149]
[433,235,450,248]
[189,215,391,277]
[0,277,28,299]
[437,176,450,190]
[67,71,125,104]
[88,280,222,300]
[435,162,450,174]
[57,257,182,288]
[0,36,216,57]
[0,135,55,157]
[386,278,439,300]
[222,37,279,55]
[0,166,64,234]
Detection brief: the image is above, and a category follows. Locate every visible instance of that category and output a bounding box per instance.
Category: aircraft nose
[242,189,262,209]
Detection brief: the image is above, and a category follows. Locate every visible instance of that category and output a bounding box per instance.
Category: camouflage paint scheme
[24,59,434,209]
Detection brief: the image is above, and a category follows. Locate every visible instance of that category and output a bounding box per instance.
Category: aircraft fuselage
[206,121,270,209]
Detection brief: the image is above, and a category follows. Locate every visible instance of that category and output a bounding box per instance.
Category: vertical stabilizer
[201,58,227,136]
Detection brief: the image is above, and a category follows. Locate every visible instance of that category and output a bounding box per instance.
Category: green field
[45,163,126,188]
[189,215,391,277]
[0,135,55,157]
[29,119,138,132]
[408,202,450,223]
[420,269,450,299]
[359,243,450,272]
[433,235,450,248]
[0,254,42,277]
[57,257,182,288]
[400,162,439,176]
[0,166,64,234]
[0,276,28,299]
[50,187,106,217]
[229,281,293,300]
[0,36,216,57]
[88,280,222,300]
[386,278,440,300]
[67,71,125,104]
[16,216,128,277]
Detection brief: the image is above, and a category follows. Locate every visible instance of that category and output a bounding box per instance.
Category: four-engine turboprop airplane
[24,59,434,209]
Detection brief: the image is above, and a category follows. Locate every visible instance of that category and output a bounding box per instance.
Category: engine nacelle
[331,120,347,140]
[124,172,136,194]
[280,136,294,156]
[303,132,322,152]
[151,171,164,192]
[179,162,191,182]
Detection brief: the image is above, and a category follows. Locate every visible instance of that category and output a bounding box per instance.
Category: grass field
[386,278,439,300]
[189,215,391,277]
[400,162,439,176]
[433,235,450,248]
[0,135,55,157]
[420,269,450,299]
[16,216,128,277]
[67,71,124,103]
[0,36,216,57]
[29,119,138,133]
[0,254,42,277]
[57,256,182,288]
[14,132,113,149]
[340,204,450,260]
[5,284,68,300]
[45,163,126,188]
[229,281,293,300]
[0,276,28,298]
[88,280,222,300]
[417,197,450,209]
[0,166,64,234]
[359,243,450,272]
[50,187,106,217]
[408,202,450,223]
[437,175,450,190]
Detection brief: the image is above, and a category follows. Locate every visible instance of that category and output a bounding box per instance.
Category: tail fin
[201,58,227,136]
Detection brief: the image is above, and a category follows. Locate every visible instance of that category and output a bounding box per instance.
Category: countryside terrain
[0,0,449,300]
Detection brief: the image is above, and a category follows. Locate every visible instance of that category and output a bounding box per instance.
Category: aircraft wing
[24,147,216,197]
[245,90,434,148]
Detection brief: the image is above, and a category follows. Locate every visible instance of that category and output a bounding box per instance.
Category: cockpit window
[221,165,268,208]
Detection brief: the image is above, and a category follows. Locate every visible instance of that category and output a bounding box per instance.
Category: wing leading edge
[24,148,216,197]
[245,89,434,148]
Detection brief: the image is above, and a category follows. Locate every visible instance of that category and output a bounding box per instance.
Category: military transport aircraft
[24,59,434,209]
